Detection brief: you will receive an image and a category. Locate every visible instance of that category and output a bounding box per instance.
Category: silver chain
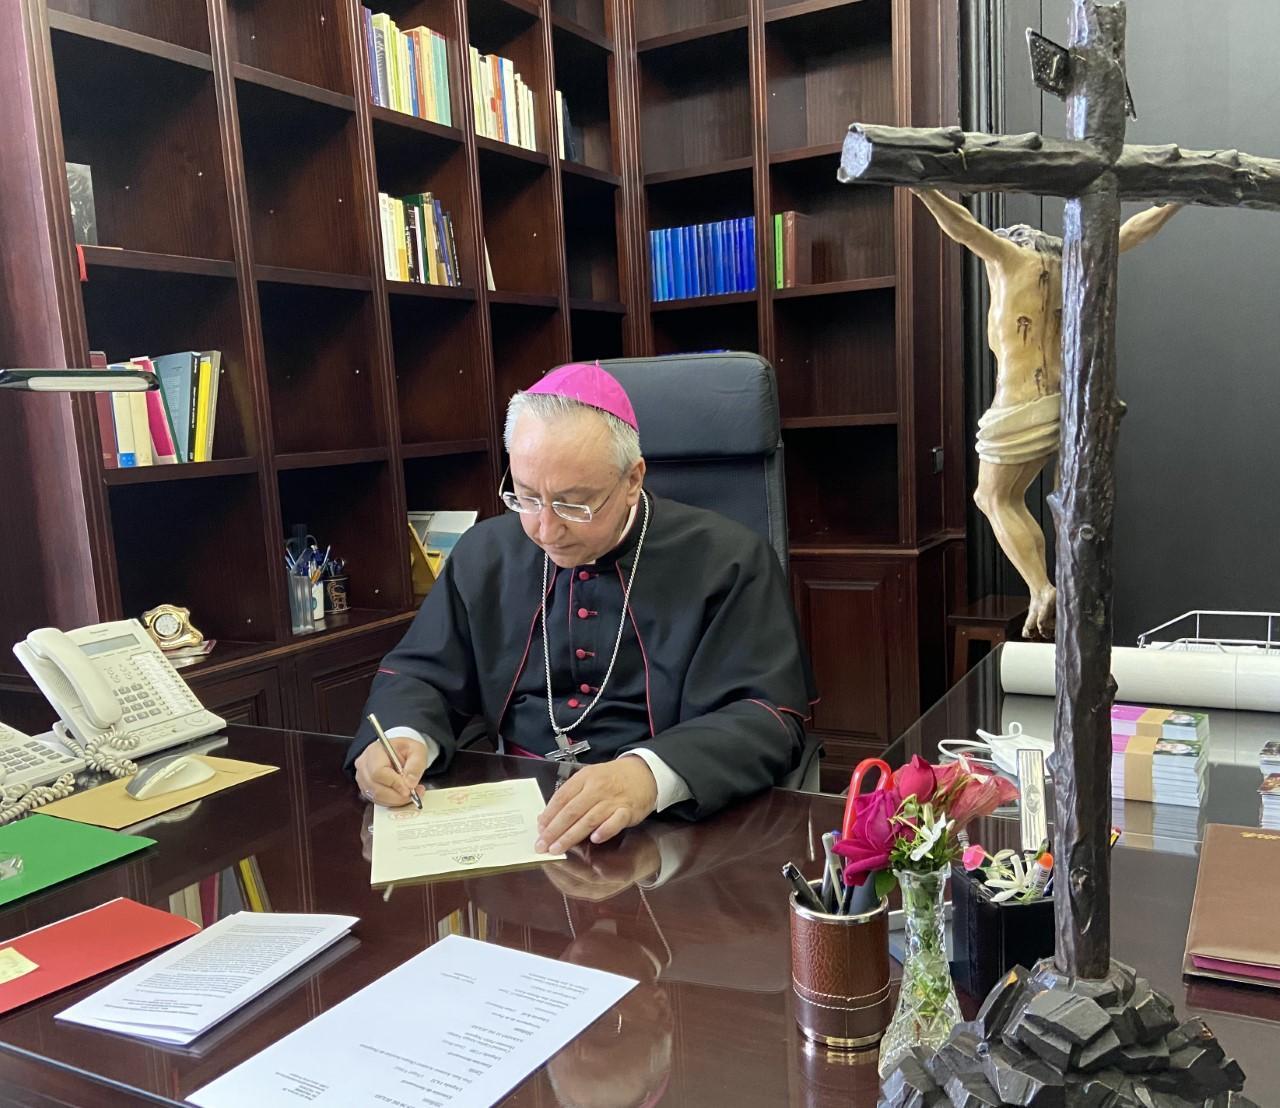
[543,490,650,744]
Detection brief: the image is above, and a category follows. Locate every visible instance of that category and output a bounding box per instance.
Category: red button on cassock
[577,607,590,619]
[580,683,591,694]
[578,570,591,581]
[568,698,581,709]
[575,648,588,659]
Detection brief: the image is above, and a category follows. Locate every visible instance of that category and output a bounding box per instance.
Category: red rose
[895,755,937,805]
[834,786,902,886]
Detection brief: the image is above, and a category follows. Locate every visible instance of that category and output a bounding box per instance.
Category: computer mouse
[126,754,216,800]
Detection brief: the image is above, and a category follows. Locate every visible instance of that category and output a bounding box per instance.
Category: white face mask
[938,722,1055,779]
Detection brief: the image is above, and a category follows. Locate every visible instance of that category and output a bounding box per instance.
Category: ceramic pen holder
[789,880,892,1048]
[951,866,1055,997]
[323,575,349,613]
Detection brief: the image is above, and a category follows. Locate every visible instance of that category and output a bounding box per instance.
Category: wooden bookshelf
[0,0,961,772]
[631,0,965,786]
[0,0,630,737]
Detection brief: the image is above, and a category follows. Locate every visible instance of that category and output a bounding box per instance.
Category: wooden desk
[0,722,1274,1105]
[948,594,1028,684]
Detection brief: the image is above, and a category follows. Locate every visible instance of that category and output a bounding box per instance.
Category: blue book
[363,9,379,105]
[407,35,421,117]
[662,229,675,301]
[671,227,686,300]
[711,221,726,295]
[699,223,713,298]
[649,230,663,301]
[728,218,741,292]
[689,225,702,297]
[150,352,197,462]
[744,216,756,291]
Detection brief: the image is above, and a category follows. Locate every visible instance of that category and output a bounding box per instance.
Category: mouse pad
[40,756,278,830]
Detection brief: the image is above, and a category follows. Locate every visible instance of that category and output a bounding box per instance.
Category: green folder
[0,815,154,908]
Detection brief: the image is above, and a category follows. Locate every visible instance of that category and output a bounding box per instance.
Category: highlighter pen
[782,862,827,914]
[367,712,423,810]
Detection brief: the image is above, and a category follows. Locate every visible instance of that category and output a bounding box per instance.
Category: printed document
[371,777,564,885]
[188,934,636,1108]
[57,912,356,1045]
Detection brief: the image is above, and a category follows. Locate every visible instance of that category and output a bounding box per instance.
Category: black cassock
[346,494,814,819]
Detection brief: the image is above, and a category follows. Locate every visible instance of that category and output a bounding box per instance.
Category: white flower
[908,813,949,862]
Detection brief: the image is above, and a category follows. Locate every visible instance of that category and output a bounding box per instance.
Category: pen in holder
[789,880,892,1048]
[951,866,1055,997]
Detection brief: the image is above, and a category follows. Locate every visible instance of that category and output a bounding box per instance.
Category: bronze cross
[840,0,1280,978]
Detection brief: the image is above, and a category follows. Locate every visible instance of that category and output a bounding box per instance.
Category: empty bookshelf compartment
[765,0,893,155]
[551,0,607,38]
[490,304,567,411]
[259,283,385,455]
[50,30,232,260]
[639,27,751,176]
[570,308,624,362]
[48,1,211,52]
[228,0,353,95]
[81,267,253,461]
[278,462,404,615]
[635,0,747,44]
[110,474,275,642]
[238,82,369,274]
[563,174,620,303]
[785,425,899,545]
[390,298,489,445]
[774,287,896,421]
[403,453,496,517]
[652,300,757,355]
[479,163,560,296]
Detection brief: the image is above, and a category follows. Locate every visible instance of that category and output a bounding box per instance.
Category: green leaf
[874,869,897,902]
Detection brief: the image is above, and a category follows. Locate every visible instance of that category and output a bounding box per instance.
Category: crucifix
[842,0,1280,981]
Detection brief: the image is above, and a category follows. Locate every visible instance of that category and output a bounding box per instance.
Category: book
[1184,823,1280,987]
[110,389,137,467]
[193,354,213,463]
[89,351,116,468]
[65,162,98,246]
[780,210,814,287]
[1259,740,1280,775]
[151,352,198,462]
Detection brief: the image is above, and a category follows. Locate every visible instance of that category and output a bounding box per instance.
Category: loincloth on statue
[975,393,1061,465]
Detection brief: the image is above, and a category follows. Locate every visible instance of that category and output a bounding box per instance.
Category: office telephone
[13,619,225,767]
[0,722,86,824]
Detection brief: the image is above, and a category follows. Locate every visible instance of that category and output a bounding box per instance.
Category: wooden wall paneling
[290,623,408,736]
[188,662,287,727]
[610,0,650,353]
[47,0,212,52]
[634,0,747,44]
[749,0,773,360]
[207,0,290,642]
[227,0,354,94]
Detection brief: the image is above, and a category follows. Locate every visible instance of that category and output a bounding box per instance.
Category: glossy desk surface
[0,708,1274,1106]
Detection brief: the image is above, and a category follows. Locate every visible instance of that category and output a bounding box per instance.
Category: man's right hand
[353,738,428,807]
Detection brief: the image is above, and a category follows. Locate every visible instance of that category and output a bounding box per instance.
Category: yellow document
[370,777,564,886]
[40,757,278,830]
[0,948,37,984]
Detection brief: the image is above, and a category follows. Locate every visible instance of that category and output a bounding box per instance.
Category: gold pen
[367,712,423,810]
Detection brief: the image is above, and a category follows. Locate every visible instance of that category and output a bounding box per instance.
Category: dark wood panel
[551,0,607,38]
[634,0,747,43]
[490,303,568,406]
[189,663,287,728]
[783,425,899,545]
[227,0,353,95]
[562,172,621,301]
[638,28,750,174]
[791,554,920,775]
[48,2,211,53]
[479,161,560,295]
[773,287,896,420]
[391,298,489,444]
[291,623,407,736]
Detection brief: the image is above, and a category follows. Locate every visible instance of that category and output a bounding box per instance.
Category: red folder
[0,897,199,1016]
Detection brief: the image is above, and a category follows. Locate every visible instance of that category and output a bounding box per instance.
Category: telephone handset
[13,619,225,760]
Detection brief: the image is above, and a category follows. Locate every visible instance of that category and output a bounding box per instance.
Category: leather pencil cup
[789,880,892,1048]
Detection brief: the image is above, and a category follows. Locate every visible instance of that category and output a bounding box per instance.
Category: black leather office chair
[599,352,821,791]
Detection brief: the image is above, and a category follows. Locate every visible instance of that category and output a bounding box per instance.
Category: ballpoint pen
[367,712,423,810]
[782,861,827,914]
[821,831,843,913]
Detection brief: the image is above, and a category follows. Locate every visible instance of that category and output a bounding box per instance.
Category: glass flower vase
[877,866,961,1079]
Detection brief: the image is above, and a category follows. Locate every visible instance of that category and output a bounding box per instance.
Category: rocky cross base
[877,959,1257,1108]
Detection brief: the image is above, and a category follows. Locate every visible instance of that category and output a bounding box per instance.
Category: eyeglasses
[500,471,623,524]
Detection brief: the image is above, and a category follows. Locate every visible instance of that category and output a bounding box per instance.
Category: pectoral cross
[839,0,1280,978]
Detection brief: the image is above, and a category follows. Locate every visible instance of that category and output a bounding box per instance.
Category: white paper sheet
[57,912,357,1045]
[371,777,563,885]
[187,934,636,1108]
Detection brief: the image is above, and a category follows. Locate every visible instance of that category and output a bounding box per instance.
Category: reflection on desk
[0,721,1274,1105]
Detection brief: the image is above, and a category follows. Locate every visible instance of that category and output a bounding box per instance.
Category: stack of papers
[1112,705,1210,742]
[1111,705,1208,808]
[1260,774,1280,829]
[57,912,355,1045]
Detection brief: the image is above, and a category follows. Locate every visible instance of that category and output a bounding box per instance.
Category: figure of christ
[911,188,1181,638]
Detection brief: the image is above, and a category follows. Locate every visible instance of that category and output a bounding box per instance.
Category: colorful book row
[649,218,757,303]
[469,46,537,151]
[773,210,814,289]
[362,9,452,126]
[378,193,461,286]
[91,350,222,469]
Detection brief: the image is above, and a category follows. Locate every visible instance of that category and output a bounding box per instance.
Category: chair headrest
[599,353,780,461]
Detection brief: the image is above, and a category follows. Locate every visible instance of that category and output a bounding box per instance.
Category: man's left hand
[535,758,658,854]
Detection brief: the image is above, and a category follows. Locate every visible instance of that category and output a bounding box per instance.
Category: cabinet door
[291,624,408,737]
[187,665,286,729]
[790,555,919,788]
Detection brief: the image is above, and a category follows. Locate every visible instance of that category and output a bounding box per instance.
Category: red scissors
[840,758,894,841]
